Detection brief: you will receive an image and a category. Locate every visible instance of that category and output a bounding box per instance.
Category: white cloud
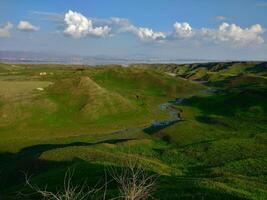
[202,22,265,46]
[106,18,265,46]
[17,21,40,31]
[110,17,131,28]
[134,27,166,41]
[61,11,265,46]
[64,10,110,38]
[108,17,166,41]
[216,16,227,21]
[109,17,137,34]
[0,22,13,38]
[173,22,194,38]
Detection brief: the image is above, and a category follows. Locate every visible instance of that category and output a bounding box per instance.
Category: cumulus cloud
[0,22,13,38]
[202,22,265,46]
[108,17,166,41]
[64,10,110,38]
[93,17,165,41]
[103,17,265,46]
[17,21,40,31]
[173,22,194,38]
[61,10,265,46]
[135,27,166,41]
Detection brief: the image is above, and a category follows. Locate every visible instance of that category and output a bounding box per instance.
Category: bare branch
[109,158,157,200]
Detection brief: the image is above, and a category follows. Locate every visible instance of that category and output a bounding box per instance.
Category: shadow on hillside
[0,138,133,196]
[0,138,249,200]
[143,120,179,135]
[20,138,133,157]
[157,176,247,200]
[183,89,267,117]
[195,116,230,127]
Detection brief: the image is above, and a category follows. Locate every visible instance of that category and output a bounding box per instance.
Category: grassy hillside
[0,62,266,199]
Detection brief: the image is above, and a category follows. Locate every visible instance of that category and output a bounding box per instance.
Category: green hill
[0,62,266,199]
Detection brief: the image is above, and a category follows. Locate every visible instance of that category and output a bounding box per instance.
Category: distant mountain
[0,50,214,65]
[0,51,76,63]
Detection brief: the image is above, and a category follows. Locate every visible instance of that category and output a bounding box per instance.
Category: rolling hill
[0,62,266,200]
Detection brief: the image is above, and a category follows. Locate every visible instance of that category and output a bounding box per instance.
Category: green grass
[0,62,266,200]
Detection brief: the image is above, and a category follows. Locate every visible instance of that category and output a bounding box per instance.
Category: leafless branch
[109,159,157,200]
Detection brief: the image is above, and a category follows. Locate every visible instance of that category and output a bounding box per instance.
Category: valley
[0,62,266,199]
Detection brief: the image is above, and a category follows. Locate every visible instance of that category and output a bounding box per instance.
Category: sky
[0,0,267,60]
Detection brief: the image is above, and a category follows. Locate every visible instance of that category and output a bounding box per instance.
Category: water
[143,98,184,134]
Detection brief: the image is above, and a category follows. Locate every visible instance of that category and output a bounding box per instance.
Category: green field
[0,62,266,199]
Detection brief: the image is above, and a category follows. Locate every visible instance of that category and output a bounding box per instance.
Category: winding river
[143,98,184,134]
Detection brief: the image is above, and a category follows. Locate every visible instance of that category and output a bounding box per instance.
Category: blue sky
[1,0,267,60]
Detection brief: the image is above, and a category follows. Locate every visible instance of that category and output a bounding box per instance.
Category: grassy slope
[0,65,203,152]
[0,62,266,199]
[145,62,267,199]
